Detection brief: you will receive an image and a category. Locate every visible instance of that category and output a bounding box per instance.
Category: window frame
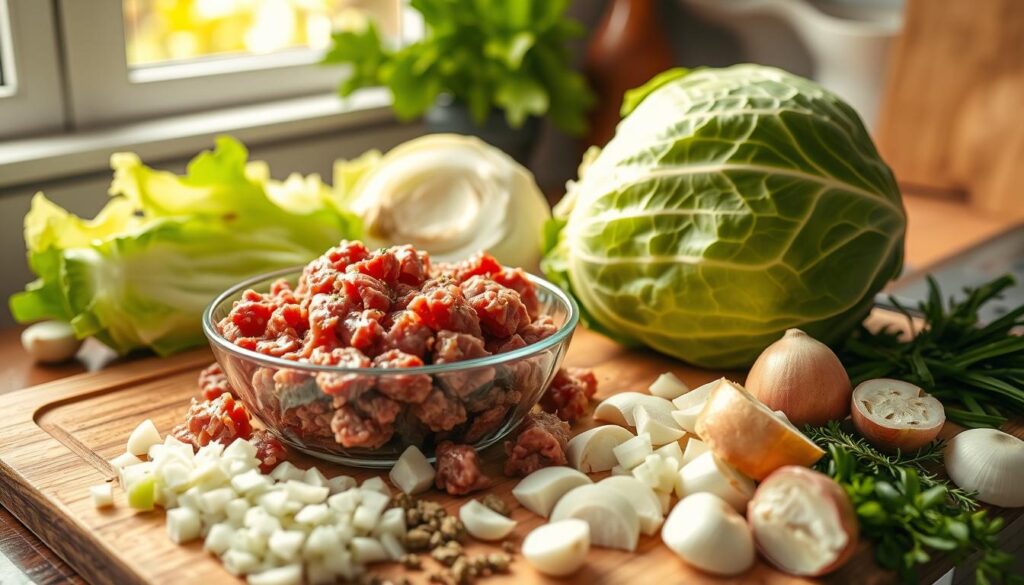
[0,0,65,139]
[58,0,406,129]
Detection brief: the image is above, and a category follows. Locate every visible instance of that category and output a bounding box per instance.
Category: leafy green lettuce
[544,65,907,368]
[10,136,360,356]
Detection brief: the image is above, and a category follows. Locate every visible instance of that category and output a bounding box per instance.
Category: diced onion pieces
[566,425,634,473]
[167,507,202,544]
[635,406,685,446]
[90,484,114,508]
[127,419,163,456]
[671,380,716,411]
[460,499,517,541]
[649,372,690,400]
[512,466,592,518]
[522,519,591,577]
[389,446,435,495]
[111,417,410,582]
[612,432,653,470]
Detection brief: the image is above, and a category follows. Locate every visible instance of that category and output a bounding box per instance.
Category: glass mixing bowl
[203,267,579,467]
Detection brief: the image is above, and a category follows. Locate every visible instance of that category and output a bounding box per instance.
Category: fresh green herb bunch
[808,423,1022,584]
[323,0,595,134]
[841,275,1024,428]
[806,422,976,510]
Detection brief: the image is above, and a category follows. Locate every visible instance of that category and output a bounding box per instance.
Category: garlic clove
[512,467,592,518]
[851,379,945,452]
[21,320,82,364]
[550,484,640,552]
[695,379,824,480]
[746,329,852,426]
[459,500,517,541]
[662,492,755,576]
[599,476,665,535]
[945,428,1024,508]
[522,519,590,577]
[676,451,754,511]
[748,466,859,576]
[594,393,674,427]
[566,425,635,473]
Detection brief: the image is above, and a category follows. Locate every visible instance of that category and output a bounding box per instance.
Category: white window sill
[0,88,396,189]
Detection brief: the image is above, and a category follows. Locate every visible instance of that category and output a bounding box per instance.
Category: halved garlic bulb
[945,428,1024,508]
[337,134,551,270]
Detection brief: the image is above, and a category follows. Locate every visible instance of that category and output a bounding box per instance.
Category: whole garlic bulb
[945,428,1024,508]
[745,329,852,426]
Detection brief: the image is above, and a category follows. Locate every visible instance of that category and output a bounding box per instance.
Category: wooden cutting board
[0,327,1008,585]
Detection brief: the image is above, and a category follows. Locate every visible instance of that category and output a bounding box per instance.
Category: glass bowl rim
[202,265,580,376]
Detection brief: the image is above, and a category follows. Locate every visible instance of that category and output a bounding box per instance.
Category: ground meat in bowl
[215,242,573,455]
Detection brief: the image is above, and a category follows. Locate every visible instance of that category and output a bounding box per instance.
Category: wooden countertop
[0,193,1019,585]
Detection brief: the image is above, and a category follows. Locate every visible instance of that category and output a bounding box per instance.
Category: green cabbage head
[543,65,906,368]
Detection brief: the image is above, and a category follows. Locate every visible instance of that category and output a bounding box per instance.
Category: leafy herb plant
[323,0,594,134]
[808,423,1021,584]
[841,275,1024,427]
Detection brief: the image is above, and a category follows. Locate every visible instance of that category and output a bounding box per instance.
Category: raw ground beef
[539,367,599,423]
[216,242,572,453]
[251,429,287,473]
[175,393,253,447]
[412,388,467,432]
[182,369,288,472]
[503,410,571,477]
[198,363,233,401]
[435,441,491,495]
[330,405,394,449]
[372,350,432,403]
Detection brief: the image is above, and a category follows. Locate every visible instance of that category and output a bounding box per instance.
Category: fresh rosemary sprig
[805,422,976,510]
[840,275,1024,428]
[808,423,1022,584]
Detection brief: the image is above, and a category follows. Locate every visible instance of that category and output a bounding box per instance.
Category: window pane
[123,0,402,68]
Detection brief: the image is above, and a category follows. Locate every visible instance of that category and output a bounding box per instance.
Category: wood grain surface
[876,0,1024,217]
[0,325,1021,585]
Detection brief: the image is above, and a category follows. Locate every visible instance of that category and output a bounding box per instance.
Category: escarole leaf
[544,65,906,368]
[11,136,360,356]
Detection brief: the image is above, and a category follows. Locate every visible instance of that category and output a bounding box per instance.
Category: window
[0,0,64,139]
[122,0,403,68]
[58,0,407,128]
